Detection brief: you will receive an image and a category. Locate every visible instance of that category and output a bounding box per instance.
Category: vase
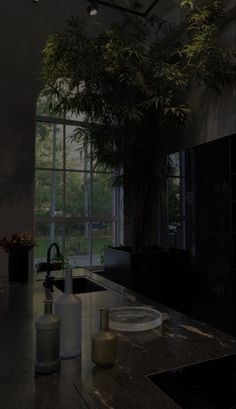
[54,268,82,358]
[8,247,29,283]
[91,308,117,367]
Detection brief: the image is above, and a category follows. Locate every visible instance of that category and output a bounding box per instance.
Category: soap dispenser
[91,308,117,367]
[35,298,61,374]
[54,268,82,358]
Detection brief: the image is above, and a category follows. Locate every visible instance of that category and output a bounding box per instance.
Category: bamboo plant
[41,0,235,251]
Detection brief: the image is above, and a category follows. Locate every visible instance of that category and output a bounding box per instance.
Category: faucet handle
[44,275,55,292]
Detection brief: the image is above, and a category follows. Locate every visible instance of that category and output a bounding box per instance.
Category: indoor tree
[40,0,235,251]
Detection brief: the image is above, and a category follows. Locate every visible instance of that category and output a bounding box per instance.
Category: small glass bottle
[91,308,117,367]
[35,299,61,374]
[54,268,82,358]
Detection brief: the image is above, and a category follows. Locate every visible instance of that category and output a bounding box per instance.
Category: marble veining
[179,324,214,338]
[0,269,235,409]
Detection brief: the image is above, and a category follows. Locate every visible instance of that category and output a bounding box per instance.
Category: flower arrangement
[0,232,37,253]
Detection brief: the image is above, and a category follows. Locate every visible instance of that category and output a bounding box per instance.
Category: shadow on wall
[194,86,236,145]
[172,84,236,153]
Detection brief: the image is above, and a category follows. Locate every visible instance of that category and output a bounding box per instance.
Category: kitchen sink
[53,276,107,294]
[147,354,236,409]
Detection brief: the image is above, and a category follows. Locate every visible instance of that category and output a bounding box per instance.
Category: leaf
[40,5,235,171]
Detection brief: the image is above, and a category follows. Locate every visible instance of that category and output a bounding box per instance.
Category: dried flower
[0,232,37,253]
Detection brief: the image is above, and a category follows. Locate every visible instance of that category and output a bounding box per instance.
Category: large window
[34,96,123,268]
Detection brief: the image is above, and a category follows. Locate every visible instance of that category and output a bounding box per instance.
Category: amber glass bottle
[91,308,117,367]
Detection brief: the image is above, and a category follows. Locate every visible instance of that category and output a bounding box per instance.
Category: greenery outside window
[34,96,123,268]
[168,151,188,248]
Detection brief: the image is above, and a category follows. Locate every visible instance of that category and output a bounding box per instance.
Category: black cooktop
[147,354,236,409]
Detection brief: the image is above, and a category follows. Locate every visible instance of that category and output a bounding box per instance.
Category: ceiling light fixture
[87,2,98,16]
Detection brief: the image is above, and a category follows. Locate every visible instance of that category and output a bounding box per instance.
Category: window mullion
[63,119,66,217]
[49,124,57,243]
[61,115,66,255]
[89,154,93,265]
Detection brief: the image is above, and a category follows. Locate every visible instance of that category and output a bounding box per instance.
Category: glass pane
[92,173,114,217]
[35,170,63,216]
[34,221,116,268]
[92,161,112,173]
[35,123,63,169]
[34,223,64,268]
[168,178,181,247]
[168,178,180,222]
[35,170,50,216]
[34,223,50,263]
[65,171,91,217]
[92,221,114,265]
[65,111,86,121]
[169,223,182,247]
[66,125,91,170]
[168,152,180,176]
[64,222,90,267]
[36,94,60,118]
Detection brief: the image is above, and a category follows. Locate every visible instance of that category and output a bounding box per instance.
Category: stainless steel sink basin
[53,276,107,294]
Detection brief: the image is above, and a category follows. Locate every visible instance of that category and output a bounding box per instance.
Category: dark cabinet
[104,246,192,313]
[189,134,236,336]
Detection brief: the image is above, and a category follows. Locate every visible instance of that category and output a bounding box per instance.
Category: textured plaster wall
[0,92,36,277]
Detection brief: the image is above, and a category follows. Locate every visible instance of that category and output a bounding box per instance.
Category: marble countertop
[0,269,235,409]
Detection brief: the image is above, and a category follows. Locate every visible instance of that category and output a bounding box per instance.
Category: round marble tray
[109,306,162,332]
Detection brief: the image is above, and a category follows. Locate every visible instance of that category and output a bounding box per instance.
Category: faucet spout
[44,242,61,291]
[47,242,61,275]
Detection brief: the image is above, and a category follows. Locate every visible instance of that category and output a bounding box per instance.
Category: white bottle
[35,299,61,374]
[54,268,82,358]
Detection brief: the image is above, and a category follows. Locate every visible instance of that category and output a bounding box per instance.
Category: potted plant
[40,0,235,302]
[0,232,37,282]
[41,0,235,250]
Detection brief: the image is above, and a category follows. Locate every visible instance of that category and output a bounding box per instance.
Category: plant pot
[104,246,192,313]
[8,248,29,283]
[104,246,165,289]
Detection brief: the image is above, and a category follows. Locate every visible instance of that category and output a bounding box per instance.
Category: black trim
[86,0,160,17]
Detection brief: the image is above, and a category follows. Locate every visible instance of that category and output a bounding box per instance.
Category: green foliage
[52,253,70,269]
[176,1,235,92]
[180,0,193,8]
[40,1,235,249]
[41,1,235,178]
[35,104,113,218]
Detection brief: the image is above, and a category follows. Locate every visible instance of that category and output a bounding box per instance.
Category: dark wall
[188,134,236,336]
[193,135,234,293]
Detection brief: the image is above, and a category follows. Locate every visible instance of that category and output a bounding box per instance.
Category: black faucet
[44,242,61,291]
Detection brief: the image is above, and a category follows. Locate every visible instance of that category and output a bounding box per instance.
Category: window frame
[34,112,123,266]
[167,150,190,249]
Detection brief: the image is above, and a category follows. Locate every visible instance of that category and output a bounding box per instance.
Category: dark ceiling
[86,0,161,17]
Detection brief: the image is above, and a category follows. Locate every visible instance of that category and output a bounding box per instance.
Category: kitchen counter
[0,269,235,409]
